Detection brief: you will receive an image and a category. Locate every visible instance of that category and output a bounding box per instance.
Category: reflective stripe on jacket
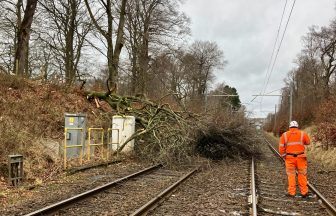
[279,128,310,157]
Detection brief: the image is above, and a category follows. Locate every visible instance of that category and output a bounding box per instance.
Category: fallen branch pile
[87,92,201,164]
[195,125,261,160]
[86,92,261,163]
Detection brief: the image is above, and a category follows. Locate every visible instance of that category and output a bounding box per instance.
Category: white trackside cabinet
[111,116,135,152]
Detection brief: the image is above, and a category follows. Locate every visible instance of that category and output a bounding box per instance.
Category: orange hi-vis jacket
[279,128,310,157]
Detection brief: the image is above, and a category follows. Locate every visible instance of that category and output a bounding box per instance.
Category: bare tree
[84,0,127,92]
[125,0,190,95]
[147,40,226,111]
[0,0,23,73]
[309,23,336,97]
[38,0,92,83]
[14,0,38,76]
[188,41,226,99]
[272,21,336,131]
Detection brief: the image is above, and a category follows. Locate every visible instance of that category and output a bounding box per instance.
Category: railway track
[249,137,336,216]
[22,137,335,216]
[24,164,198,216]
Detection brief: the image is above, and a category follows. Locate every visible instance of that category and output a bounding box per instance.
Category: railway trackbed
[249,137,336,216]
[19,136,336,216]
[24,164,198,216]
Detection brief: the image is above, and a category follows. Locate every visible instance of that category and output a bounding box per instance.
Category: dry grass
[305,126,336,170]
[306,144,336,170]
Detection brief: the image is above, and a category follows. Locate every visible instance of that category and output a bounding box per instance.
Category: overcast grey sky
[181,0,335,118]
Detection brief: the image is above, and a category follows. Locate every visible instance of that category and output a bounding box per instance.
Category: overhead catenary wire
[265,88,283,95]
[260,0,288,98]
[251,88,283,102]
[264,0,297,95]
[256,0,288,106]
[259,0,297,113]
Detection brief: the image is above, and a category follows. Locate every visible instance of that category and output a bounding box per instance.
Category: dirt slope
[0,74,111,182]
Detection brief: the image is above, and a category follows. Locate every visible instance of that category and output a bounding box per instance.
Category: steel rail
[251,157,258,216]
[264,137,336,216]
[130,167,199,216]
[24,164,163,216]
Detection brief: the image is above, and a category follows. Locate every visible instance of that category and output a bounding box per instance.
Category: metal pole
[289,83,293,122]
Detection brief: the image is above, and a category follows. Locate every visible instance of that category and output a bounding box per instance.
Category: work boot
[286,193,295,198]
[301,192,315,198]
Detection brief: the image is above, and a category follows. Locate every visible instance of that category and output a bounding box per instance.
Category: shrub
[313,97,336,149]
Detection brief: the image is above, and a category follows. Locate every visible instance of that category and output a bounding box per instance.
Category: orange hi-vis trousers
[285,156,308,196]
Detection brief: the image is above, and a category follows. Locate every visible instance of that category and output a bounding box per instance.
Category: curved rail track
[249,137,336,216]
[24,164,198,216]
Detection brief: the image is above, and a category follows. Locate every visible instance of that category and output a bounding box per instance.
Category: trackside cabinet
[64,113,87,159]
[111,116,135,152]
[8,155,23,186]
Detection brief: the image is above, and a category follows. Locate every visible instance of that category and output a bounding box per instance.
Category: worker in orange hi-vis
[279,120,311,198]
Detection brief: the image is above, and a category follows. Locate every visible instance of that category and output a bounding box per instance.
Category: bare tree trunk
[126,0,158,95]
[13,0,22,74]
[110,0,127,92]
[24,39,29,76]
[14,0,38,76]
[126,0,140,95]
[85,0,127,93]
[65,0,77,84]
[106,0,114,90]
[130,49,138,94]
[39,0,92,84]
[139,30,149,94]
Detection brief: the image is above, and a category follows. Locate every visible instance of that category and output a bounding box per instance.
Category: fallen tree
[86,92,201,163]
[85,91,261,163]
